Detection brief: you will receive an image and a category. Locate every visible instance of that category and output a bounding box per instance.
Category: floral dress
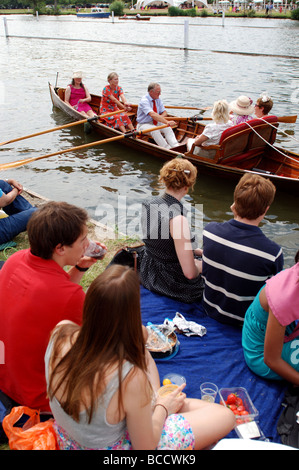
[100,85,132,129]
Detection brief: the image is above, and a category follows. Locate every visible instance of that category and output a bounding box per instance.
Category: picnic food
[163,378,172,385]
[223,394,250,423]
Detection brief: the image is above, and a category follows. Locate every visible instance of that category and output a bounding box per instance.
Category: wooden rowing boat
[119,15,151,20]
[49,83,299,195]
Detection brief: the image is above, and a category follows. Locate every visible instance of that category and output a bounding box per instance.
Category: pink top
[265,263,299,326]
[68,85,92,113]
[231,114,253,125]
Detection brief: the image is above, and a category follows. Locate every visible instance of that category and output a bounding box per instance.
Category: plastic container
[85,240,107,259]
[163,373,186,386]
[157,384,179,397]
[219,387,259,423]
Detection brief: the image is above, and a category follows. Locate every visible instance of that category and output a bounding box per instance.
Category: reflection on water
[0,15,298,267]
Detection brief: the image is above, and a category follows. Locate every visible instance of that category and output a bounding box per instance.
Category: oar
[165,105,212,111]
[0,109,124,147]
[0,124,169,171]
[277,115,297,124]
[165,116,212,122]
[131,104,211,112]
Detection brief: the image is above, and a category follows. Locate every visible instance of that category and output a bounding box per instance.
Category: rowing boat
[119,15,151,20]
[49,83,299,195]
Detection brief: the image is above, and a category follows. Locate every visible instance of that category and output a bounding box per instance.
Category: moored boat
[77,7,110,18]
[49,83,299,195]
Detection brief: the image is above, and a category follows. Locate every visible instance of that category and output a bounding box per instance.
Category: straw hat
[72,71,83,79]
[229,95,254,116]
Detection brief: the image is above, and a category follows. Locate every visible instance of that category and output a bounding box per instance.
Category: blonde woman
[140,158,204,303]
[100,72,134,132]
[187,99,232,158]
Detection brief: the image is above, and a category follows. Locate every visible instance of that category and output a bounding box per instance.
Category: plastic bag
[2,406,58,450]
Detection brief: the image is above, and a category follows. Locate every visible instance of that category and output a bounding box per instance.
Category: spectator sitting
[242,249,299,383]
[46,264,235,450]
[0,178,37,244]
[139,157,204,303]
[202,173,284,327]
[0,201,106,412]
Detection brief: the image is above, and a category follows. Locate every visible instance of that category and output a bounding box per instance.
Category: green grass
[0,226,141,292]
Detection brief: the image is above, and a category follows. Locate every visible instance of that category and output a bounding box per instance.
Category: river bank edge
[0,188,141,293]
[0,8,295,19]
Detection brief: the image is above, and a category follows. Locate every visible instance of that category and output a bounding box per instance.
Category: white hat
[72,71,83,79]
[229,95,254,116]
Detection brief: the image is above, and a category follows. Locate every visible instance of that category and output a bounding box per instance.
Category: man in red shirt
[0,201,105,412]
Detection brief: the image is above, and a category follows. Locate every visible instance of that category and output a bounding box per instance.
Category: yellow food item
[163,378,172,385]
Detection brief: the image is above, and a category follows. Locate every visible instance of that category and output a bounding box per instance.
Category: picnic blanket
[140,285,287,443]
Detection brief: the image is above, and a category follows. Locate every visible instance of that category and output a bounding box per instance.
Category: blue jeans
[0,180,37,244]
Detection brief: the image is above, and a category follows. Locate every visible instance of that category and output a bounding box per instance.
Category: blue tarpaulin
[140,285,286,443]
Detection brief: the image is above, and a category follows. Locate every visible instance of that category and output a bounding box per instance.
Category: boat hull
[119,16,151,20]
[49,84,299,196]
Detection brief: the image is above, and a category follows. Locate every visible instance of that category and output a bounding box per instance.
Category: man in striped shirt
[202,173,283,327]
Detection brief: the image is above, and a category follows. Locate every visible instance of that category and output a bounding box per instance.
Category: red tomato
[229,404,237,411]
[240,410,249,415]
[235,397,243,407]
[237,405,245,412]
[226,393,237,405]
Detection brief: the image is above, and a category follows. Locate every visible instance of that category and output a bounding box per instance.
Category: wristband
[75,264,89,272]
[154,403,168,418]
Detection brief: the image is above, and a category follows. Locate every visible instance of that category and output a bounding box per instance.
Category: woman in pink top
[242,250,299,383]
[65,71,97,119]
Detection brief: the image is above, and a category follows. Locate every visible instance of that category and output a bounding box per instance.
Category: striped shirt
[202,219,283,326]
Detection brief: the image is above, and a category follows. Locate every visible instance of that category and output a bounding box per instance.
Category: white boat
[77,7,110,18]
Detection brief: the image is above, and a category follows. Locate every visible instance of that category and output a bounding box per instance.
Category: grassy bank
[0,190,141,292]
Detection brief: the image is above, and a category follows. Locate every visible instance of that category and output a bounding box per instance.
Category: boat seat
[186,116,279,166]
[57,88,65,101]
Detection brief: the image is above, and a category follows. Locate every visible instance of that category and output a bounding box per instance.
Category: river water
[0,14,298,266]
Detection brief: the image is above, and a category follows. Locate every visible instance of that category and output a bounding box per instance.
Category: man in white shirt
[137,83,179,149]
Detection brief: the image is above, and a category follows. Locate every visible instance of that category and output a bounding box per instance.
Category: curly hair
[159,157,197,191]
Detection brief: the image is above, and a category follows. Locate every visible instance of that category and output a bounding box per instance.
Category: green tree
[291,8,299,20]
[109,0,124,16]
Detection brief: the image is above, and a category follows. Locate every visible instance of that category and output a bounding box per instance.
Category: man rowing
[136,83,179,149]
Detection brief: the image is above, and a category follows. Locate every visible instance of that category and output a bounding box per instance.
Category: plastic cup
[200,382,218,403]
[157,384,178,397]
[163,373,186,387]
[85,240,106,259]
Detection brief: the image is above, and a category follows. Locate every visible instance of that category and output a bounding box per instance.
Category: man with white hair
[137,82,179,149]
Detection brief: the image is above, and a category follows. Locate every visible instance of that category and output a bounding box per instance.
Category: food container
[219,387,259,423]
[145,324,179,359]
